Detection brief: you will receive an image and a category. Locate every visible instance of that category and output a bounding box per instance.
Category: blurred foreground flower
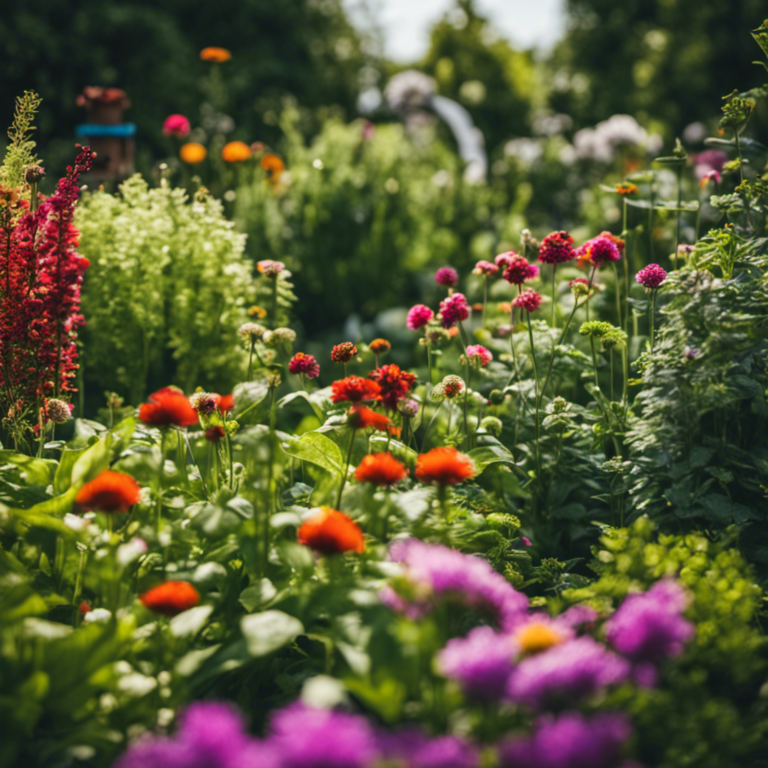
[139,387,198,428]
[298,507,365,555]
[75,470,141,514]
[200,47,232,62]
[140,581,200,616]
[415,446,475,486]
[180,142,207,164]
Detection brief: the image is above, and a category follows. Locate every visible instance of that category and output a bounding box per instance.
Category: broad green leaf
[54,448,88,494]
[468,445,518,474]
[0,451,56,487]
[239,579,277,612]
[169,605,213,637]
[368,435,417,465]
[752,20,768,61]
[241,610,303,657]
[70,435,113,486]
[278,390,326,422]
[282,431,344,476]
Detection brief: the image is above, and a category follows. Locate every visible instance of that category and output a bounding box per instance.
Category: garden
[3,2,768,767]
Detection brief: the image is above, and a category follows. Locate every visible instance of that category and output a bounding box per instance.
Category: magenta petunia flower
[512,289,542,313]
[498,711,632,768]
[439,293,470,328]
[435,266,459,287]
[465,344,493,367]
[605,580,694,665]
[636,264,667,289]
[407,304,435,331]
[473,260,499,277]
[538,231,575,265]
[288,353,320,378]
[163,114,191,138]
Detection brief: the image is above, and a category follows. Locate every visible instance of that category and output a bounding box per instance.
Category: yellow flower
[515,622,564,655]
[180,142,207,164]
[200,47,232,63]
[248,305,268,319]
[222,141,252,163]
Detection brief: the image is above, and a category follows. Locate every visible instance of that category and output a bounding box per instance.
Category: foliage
[0,90,41,191]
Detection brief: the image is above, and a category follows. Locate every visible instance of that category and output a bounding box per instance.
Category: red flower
[298,507,365,555]
[512,290,542,313]
[289,353,320,379]
[140,581,200,616]
[369,364,417,410]
[139,387,198,428]
[348,406,401,436]
[218,394,235,413]
[205,425,226,442]
[75,470,141,513]
[502,255,539,286]
[415,447,476,486]
[331,342,358,364]
[538,231,575,265]
[355,452,408,486]
[331,376,381,403]
[79,601,91,616]
[368,338,391,354]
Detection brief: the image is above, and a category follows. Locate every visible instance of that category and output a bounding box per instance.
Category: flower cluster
[512,290,543,313]
[355,452,408,487]
[538,231,575,265]
[464,344,492,368]
[438,293,470,328]
[407,304,434,331]
[472,260,499,277]
[502,254,540,286]
[369,364,417,410]
[331,376,381,403]
[289,353,320,379]
[139,387,199,428]
[331,342,358,364]
[435,266,459,287]
[636,263,667,289]
[298,507,365,555]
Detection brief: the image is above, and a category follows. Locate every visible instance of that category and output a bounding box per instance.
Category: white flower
[116,538,148,567]
[84,608,112,624]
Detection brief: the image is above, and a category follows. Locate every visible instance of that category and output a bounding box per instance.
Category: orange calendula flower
[140,581,200,616]
[139,387,198,428]
[200,47,232,63]
[348,406,400,437]
[261,154,286,183]
[415,446,475,486]
[75,470,141,514]
[355,452,408,487]
[298,507,365,555]
[222,141,252,163]
[515,622,565,655]
[368,338,391,354]
[331,376,381,404]
[615,182,638,196]
[248,305,268,319]
[180,142,207,164]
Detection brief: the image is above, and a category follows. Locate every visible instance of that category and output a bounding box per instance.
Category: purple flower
[438,626,515,700]
[498,711,632,768]
[506,637,630,709]
[407,304,435,331]
[382,539,528,629]
[635,264,667,289]
[435,266,459,287]
[266,703,379,768]
[605,580,694,665]
[438,293,470,328]
[380,729,480,768]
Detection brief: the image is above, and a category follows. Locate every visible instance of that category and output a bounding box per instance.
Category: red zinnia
[331,342,358,364]
[415,447,476,486]
[331,376,381,403]
[140,581,200,617]
[348,406,401,436]
[75,470,141,514]
[355,452,408,486]
[538,231,575,265]
[298,507,365,555]
[369,364,417,410]
[139,387,198,428]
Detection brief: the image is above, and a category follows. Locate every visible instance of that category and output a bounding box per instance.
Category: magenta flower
[699,169,721,188]
[435,266,459,287]
[257,259,285,277]
[163,114,191,138]
[503,255,539,286]
[407,304,435,331]
[288,353,320,378]
[465,344,493,367]
[379,730,480,768]
[512,290,542,313]
[495,251,518,269]
[472,260,499,277]
[439,293,470,328]
[381,539,528,629]
[587,237,621,266]
[636,264,667,289]
[498,711,632,768]
[605,580,694,665]
[538,231,575,265]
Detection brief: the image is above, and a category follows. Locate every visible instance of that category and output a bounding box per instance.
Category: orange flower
[218,394,235,413]
[200,47,232,63]
[447,327,459,338]
[222,141,252,163]
[140,581,200,616]
[369,338,391,354]
[139,387,198,428]
[498,302,512,314]
[355,452,408,487]
[180,142,207,164]
[75,470,140,514]
[261,153,285,183]
[415,446,475,486]
[348,406,400,436]
[615,182,638,196]
[331,376,381,404]
[298,507,365,555]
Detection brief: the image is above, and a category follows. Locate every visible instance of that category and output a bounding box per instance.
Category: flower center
[515,622,564,655]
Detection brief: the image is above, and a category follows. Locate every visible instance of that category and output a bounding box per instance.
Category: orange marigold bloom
[139,387,198,428]
[180,142,207,164]
[200,47,232,63]
[222,141,252,163]
[140,581,200,616]
[415,447,475,486]
[355,452,408,486]
[331,376,381,403]
[348,406,400,436]
[298,507,365,555]
[615,182,638,196]
[369,338,391,354]
[75,470,141,513]
[261,153,286,183]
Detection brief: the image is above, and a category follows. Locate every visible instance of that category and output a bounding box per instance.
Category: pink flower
[439,293,470,328]
[162,114,191,138]
[503,255,539,286]
[700,169,721,188]
[288,353,320,378]
[473,260,499,277]
[636,264,667,289]
[407,304,434,331]
[495,251,517,269]
[435,266,459,287]
[257,259,285,277]
[587,236,621,266]
[466,345,493,367]
[512,290,542,313]
[538,231,575,265]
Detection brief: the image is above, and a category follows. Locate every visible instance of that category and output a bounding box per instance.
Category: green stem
[420,401,443,452]
[650,289,657,348]
[586,264,597,321]
[457,321,470,449]
[526,313,542,480]
[734,128,754,232]
[247,337,255,381]
[482,276,488,329]
[270,279,278,330]
[540,300,578,401]
[336,429,356,509]
[156,430,167,536]
[674,163,683,269]
[184,431,208,498]
[551,264,557,328]
[426,341,433,385]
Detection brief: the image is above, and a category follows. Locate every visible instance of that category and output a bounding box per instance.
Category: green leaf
[344,677,406,723]
[0,451,56,487]
[54,448,88,494]
[70,435,113,487]
[282,431,344,477]
[4,487,78,535]
[169,605,213,637]
[240,610,303,657]
[653,155,686,167]
[239,579,277,612]
[468,445,519,475]
[278,390,326,422]
[752,20,768,61]
[368,435,417,465]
